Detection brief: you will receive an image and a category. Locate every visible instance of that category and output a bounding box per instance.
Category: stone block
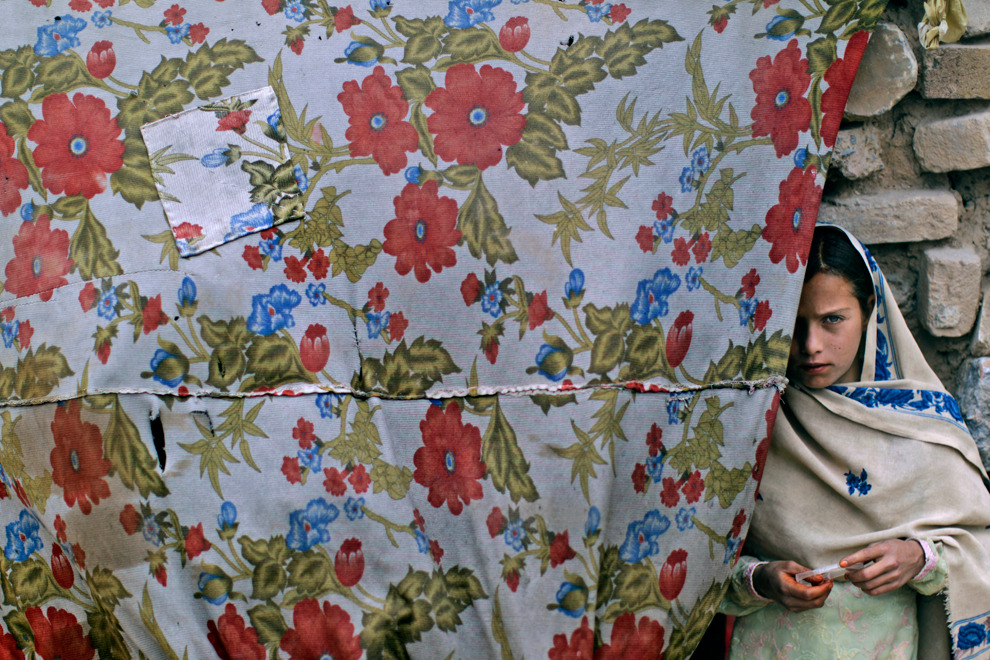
[831,126,884,179]
[965,1,990,37]
[817,189,958,244]
[972,286,990,356]
[956,358,990,471]
[922,44,990,99]
[845,23,917,119]
[913,110,990,172]
[918,247,982,337]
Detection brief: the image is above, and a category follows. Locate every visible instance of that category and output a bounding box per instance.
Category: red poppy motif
[368,282,389,311]
[595,612,666,660]
[338,66,418,175]
[820,31,870,148]
[348,464,370,493]
[754,299,772,331]
[486,507,505,537]
[207,603,266,660]
[18,320,33,350]
[261,0,279,14]
[730,509,747,538]
[25,606,95,660]
[762,166,821,273]
[184,522,212,559]
[652,193,673,220]
[243,245,264,270]
[632,463,647,493]
[636,225,654,253]
[54,514,67,542]
[430,538,444,563]
[461,273,481,305]
[740,268,760,298]
[671,237,691,266]
[28,93,124,199]
[50,400,111,515]
[548,616,593,660]
[142,295,169,335]
[163,3,186,25]
[0,631,24,660]
[189,23,210,44]
[660,477,680,508]
[681,470,704,504]
[528,290,553,330]
[383,180,461,283]
[279,599,362,660]
[71,543,86,570]
[413,402,486,515]
[4,215,73,302]
[293,418,315,449]
[692,233,711,263]
[334,5,360,32]
[610,3,631,23]
[389,311,408,342]
[549,530,576,567]
[646,424,664,457]
[749,39,811,158]
[658,548,688,602]
[425,63,525,170]
[0,123,28,217]
[323,467,348,496]
[281,456,302,484]
[308,249,329,279]
[119,503,141,535]
[283,255,308,283]
[217,110,252,135]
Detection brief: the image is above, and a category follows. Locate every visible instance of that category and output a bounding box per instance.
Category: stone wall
[819,0,990,463]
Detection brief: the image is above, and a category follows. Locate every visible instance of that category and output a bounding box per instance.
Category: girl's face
[788,272,872,389]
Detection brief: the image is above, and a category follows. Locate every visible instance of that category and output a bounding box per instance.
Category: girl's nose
[801,324,823,355]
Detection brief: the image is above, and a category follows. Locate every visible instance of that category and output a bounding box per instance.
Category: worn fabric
[741,226,990,660]
[0,2,884,658]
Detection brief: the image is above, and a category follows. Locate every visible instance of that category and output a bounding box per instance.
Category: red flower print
[289,37,304,55]
[652,193,673,220]
[549,530,576,567]
[96,340,111,365]
[484,336,499,364]
[764,0,780,5]
[430,538,444,563]
[19,320,33,350]
[280,600,362,660]
[388,311,408,342]
[383,180,461,283]
[0,123,28,217]
[334,5,359,32]
[86,41,115,79]
[425,63,525,170]
[261,0,279,14]
[142,295,169,335]
[154,564,167,586]
[69,0,93,12]
[300,324,330,373]
[0,308,11,322]
[762,166,820,273]
[486,507,505,537]
[308,249,329,279]
[207,603,266,660]
[753,300,772,331]
[740,268,760,298]
[217,110,252,135]
[506,569,520,592]
[173,222,203,240]
[79,283,97,311]
[692,233,711,263]
[750,39,811,158]
[548,616,593,660]
[13,480,30,508]
[0,631,24,660]
[368,282,389,312]
[348,464,370,493]
[713,14,728,33]
[730,509,747,538]
[119,504,140,535]
[636,225,654,253]
[323,467,348,496]
[163,4,186,25]
[0,483,8,500]
[25,606,95,660]
[499,17,530,53]
[184,522,211,559]
[632,463,647,493]
[413,402,486,515]
[595,612,665,660]
[293,417,315,449]
[71,543,85,570]
[189,22,210,45]
[528,290,553,330]
[666,310,693,369]
[334,538,364,587]
[413,508,425,531]
[820,31,870,148]
[671,237,692,266]
[281,456,302,484]
[243,245,264,270]
[660,477,680,508]
[28,93,124,199]
[50,400,111,515]
[95,0,113,6]
[461,272,481,305]
[338,66,418,176]
[51,545,75,590]
[54,514,67,542]
[752,435,770,483]
[682,470,704,503]
[646,423,664,457]
[658,548,688,602]
[610,3,631,23]
[4,215,73,302]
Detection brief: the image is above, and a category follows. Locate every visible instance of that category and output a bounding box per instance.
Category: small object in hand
[795,562,865,586]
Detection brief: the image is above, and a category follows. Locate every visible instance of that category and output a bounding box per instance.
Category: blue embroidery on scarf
[952,612,990,657]
[843,469,871,496]
[861,244,901,380]
[826,385,968,431]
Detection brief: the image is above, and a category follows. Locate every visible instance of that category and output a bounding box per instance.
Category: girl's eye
[823,315,843,324]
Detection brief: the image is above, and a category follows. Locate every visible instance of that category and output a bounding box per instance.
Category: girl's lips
[801,363,828,374]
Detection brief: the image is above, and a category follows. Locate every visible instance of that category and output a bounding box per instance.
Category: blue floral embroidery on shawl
[953,615,990,655]
[827,385,968,431]
[843,469,871,496]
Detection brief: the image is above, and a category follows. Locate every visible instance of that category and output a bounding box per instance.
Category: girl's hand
[753,561,833,612]
[840,539,925,596]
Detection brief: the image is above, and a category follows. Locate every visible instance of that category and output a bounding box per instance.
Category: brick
[973,285,990,356]
[955,358,990,471]
[964,2,990,37]
[922,44,990,99]
[831,126,883,179]
[918,247,982,337]
[817,190,958,244]
[913,110,990,173]
[845,23,917,119]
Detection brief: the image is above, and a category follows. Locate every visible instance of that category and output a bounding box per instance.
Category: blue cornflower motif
[165,23,190,44]
[316,393,342,419]
[585,506,600,537]
[481,283,503,318]
[691,146,710,174]
[630,268,680,325]
[645,454,664,483]
[793,147,808,169]
[267,109,281,131]
[306,282,327,306]
[724,536,740,563]
[844,468,872,496]
[226,203,274,241]
[535,344,568,382]
[287,498,339,551]
[344,497,365,521]
[445,0,501,28]
[178,277,197,306]
[218,501,237,530]
[1,321,18,349]
[679,166,697,193]
[200,148,229,168]
[149,349,185,387]
[366,311,390,339]
[97,288,118,320]
[247,284,301,336]
[585,3,611,22]
[564,269,585,299]
[686,266,702,292]
[503,519,525,551]
[654,217,675,243]
[92,10,112,28]
[141,516,162,546]
[297,446,322,472]
[35,15,87,56]
[765,15,797,40]
[344,41,379,66]
[259,235,283,261]
[370,0,391,9]
[404,165,422,184]
[19,202,34,222]
[5,510,43,562]
[293,164,309,192]
[415,529,430,554]
[285,1,306,22]
[666,397,685,425]
[676,507,696,531]
[618,520,655,564]
[738,296,757,325]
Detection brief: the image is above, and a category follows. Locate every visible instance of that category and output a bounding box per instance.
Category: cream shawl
[746,226,990,659]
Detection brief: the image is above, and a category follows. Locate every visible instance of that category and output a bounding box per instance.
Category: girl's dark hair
[805,226,874,316]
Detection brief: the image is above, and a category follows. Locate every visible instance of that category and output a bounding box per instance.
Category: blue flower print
[1,322,18,349]
[535,344,568,382]
[198,570,231,605]
[366,311,390,339]
[445,0,501,28]
[503,519,526,551]
[738,296,757,325]
[149,349,185,387]
[676,507,696,531]
[844,468,872,496]
[654,217,675,244]
[481,283,503,318]
[585,506,600,537]
[404,165,422,184]
[200,148,230,168]
[259,236,283,262]
[645,454,664,483]
[370,0,391,9]
[226,203,274,241]
[630,268,680,325]
[724,536,741,564]
[316,393,342,419]
[564,269,585,299]
[142,516,162,546]
[679,166,697,193]
[511,0,529,3]
[19,202,34,222]
[35,15,87,56]
[555,581,588,617]
[287,498,339,551]
[285,1,306,22]
[5,510,43,562]
[957,622,987,651]
[178,277,197,307]
[297,446,322,472]
[691,146,710,174]
[344,497,365,521]
[618,511,669,563]
[765,15,797,41]
[165,23,190,44]
[666,397,686,425]
[344,41,379,67]
[218,501,237,530]
[0,464,10,487]
[92,10,112,28]
[686,266,702,292]
[266,109,281,131]
[415,529,430,554]
[97,288,118,320]
[293,164,309,192]
[874,330,892,380]
[306,282,327,306]
[585,3,611,22]
[247,284,301,336]
[793,147,808,169]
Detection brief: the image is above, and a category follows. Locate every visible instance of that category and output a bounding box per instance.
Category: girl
[721,225,990,659]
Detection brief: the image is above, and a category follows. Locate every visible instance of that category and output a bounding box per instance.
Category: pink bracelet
[746,561,773,602]
[910,538,938,582]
